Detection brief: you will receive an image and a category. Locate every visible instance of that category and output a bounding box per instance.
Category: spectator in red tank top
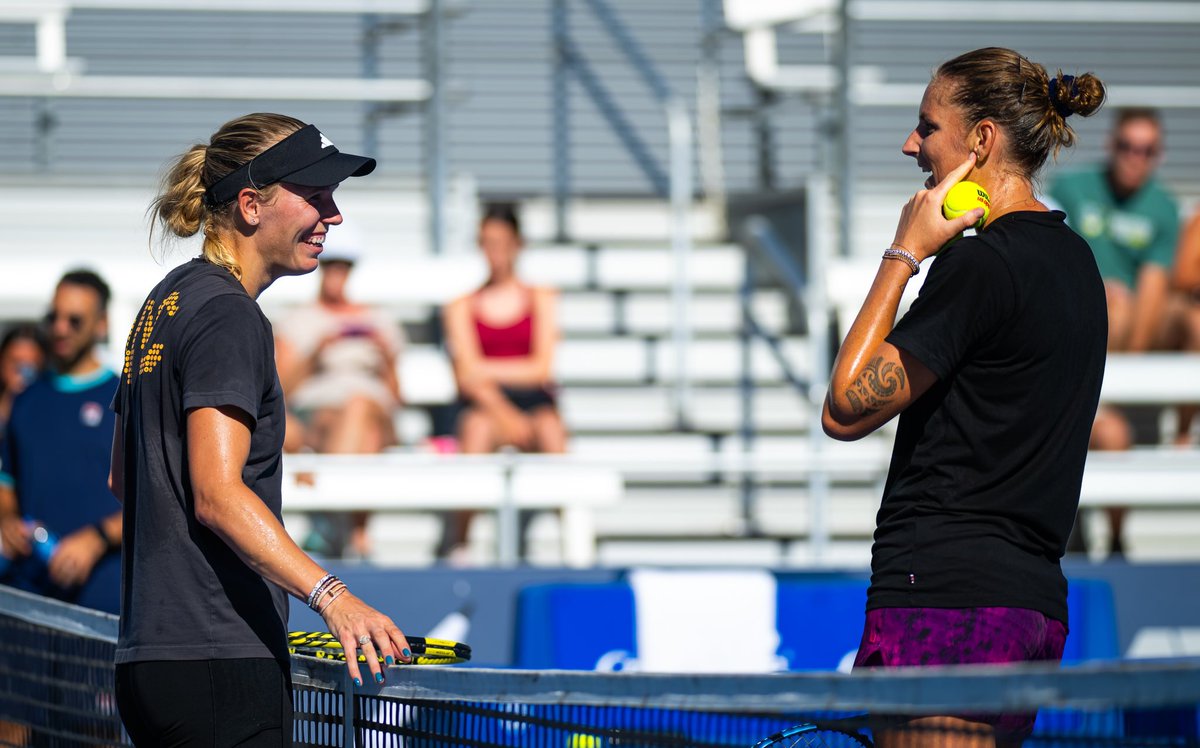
[438,204,567,562]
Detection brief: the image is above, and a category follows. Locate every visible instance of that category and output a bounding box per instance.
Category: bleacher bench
[281,454,623,567]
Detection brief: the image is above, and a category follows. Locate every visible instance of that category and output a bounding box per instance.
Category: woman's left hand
[892,153,985,261]
[321,591,412,686]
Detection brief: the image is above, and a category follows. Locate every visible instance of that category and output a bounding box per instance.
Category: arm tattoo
[844,356,907,416]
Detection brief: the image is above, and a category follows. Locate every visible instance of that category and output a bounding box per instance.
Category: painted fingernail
[375,672,384,683]
[353,678,362,687]
[402,648,412,658]
[385,655,394,665]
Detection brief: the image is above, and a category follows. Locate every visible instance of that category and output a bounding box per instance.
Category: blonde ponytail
[149,112,306,279]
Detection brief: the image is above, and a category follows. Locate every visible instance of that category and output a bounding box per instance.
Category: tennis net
[4,585,1200,747]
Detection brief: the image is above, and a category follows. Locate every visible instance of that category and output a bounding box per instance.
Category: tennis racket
[288,631,472,666]
[752,721,873,748]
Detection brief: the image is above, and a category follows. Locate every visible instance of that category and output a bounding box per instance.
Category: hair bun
[1050,71,1105,119]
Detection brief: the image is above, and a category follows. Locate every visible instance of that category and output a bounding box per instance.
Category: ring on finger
[358,634,371,646]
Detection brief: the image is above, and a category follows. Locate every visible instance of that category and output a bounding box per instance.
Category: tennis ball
[942,180,990,230]
[566,734,602,748]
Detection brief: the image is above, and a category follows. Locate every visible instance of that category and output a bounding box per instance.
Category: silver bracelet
[317,585,348,615]
[311,580,345,614]
[882,246,920,276]
[306,573,336,610]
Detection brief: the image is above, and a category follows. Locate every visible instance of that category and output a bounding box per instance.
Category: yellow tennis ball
[566,734,602,748]
[942,180,991,230]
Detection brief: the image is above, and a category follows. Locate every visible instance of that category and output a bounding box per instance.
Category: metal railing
[734,176,835,558]
[551,0,697,426]
[551,0,675,220]
[0,0,454,253]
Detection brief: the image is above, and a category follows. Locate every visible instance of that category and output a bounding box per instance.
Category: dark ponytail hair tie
[1048,75,1078,119]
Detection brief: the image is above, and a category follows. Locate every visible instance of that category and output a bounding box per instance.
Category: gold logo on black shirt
[123,291,180,382]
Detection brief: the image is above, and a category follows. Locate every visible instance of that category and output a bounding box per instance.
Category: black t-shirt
[113,258,288,664]
[871,211,1107,625]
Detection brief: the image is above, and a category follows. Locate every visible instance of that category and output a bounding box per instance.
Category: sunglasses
[44,311,86,332]
[1115,139,1160,159]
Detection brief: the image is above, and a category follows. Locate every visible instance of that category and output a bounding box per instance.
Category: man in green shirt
[1050,108,1180,556]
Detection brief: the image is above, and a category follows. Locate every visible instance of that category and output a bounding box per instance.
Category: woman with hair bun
[823,49,1107,746]
[111,113,412,745]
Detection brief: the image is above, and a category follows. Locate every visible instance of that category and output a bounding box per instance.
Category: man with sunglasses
[1050,108,1181,557]
[0,269,121,612]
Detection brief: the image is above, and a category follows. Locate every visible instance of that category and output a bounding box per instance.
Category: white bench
[1079,449,1200,508]
[280,453,623,567]
[1100,353,1200,405]
[276,441,1200,567]
[594,246,745,290]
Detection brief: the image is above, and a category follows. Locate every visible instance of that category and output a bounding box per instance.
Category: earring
[249,218,258,225]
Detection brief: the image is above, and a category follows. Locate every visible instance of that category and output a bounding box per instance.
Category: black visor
[203,124,376,208]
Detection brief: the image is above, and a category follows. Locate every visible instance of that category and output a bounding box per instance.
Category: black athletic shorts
[504,386,557,412]
[115,658,292,747]
[462,386,558,414]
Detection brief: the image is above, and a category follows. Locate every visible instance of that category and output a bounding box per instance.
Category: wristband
[92,522,117,552]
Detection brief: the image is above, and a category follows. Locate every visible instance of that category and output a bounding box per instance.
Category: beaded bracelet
[882,245,920,276]
[306,574,335,608]
[306,574,337,610]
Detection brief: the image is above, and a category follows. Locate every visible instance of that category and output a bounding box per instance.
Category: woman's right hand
[456,369,535,448]
[892,153,985,261]
[320,590,412,687]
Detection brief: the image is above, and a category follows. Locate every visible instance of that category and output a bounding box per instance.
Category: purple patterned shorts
[853,606,1068,739]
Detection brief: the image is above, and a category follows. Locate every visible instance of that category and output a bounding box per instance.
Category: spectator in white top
[274,232,405,558]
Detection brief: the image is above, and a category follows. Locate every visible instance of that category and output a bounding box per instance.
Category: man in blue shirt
[0,270,121,613]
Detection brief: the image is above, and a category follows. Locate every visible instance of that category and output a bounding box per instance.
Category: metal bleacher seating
[5,0,1200,568]
[355,237,881,567]
[399,234,1200,567]
[7,183,1200,566]
[6,174,1200,566]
